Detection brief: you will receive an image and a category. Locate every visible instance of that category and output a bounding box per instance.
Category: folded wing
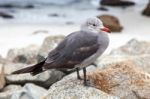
[43,31,100,69]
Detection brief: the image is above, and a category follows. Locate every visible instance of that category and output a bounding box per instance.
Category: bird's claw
[77,77,83,80]
[84,79,92,86]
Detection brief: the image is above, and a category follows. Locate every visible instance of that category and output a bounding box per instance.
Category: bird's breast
[98,33,109,51]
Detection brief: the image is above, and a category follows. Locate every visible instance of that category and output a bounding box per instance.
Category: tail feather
[12,60,45,75]
[12,65,36,74]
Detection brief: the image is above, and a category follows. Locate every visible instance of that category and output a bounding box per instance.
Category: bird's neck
[80,28,99,34]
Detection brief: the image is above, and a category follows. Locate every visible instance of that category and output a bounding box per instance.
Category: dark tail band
[12,60,45,75]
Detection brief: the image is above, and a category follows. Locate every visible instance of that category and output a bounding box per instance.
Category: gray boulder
[110,39,150,56]
[11,83,47,99]
[0,11,14,19]
[7,45,39,64]
[0,84,22,99]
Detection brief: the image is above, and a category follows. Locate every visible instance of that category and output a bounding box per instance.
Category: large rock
[110,39,150,56]
[0,12,14,19]
[38,35,64,60]
[6,65,65,88]
[97,15,123,32]
[0,64,6,90]
[142,0,150,16]
[0,85,22,99]
[87,61,150,99]
[100,0,135,7]
[7,45,39,64]
[0,4,34,9]
[42,72,119,99]
[11,83,47,99]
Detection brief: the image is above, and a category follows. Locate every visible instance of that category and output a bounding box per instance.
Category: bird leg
[83,67,87,85]
[76,68,82,80]
[77,67,91,86]
[83,67,91,86]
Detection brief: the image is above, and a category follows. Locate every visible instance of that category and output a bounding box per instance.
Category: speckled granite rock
[7,45,39,64]
[11,83,47,99]
[110,39,150,56]
[0,85,22,99]
[88,61,150,99]
[42,72,119,99]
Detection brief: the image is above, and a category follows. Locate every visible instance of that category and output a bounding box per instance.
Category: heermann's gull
[12,17,110,86]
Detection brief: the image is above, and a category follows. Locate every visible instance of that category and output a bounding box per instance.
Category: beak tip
[100,27,111,33]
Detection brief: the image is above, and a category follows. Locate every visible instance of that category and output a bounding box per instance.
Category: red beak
[100,27,111,33]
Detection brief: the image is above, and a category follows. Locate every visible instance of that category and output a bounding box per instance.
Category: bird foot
[77,76,83,80]
[84,79,93,87]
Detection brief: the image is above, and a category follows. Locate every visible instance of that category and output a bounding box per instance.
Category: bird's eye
[93,24,96,26]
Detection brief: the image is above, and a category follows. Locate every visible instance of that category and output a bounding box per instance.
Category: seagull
[12,17,110,86]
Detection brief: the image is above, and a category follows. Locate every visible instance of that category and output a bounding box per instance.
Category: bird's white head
[81,17,110,33]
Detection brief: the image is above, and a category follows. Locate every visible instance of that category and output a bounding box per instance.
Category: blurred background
[0,0,150,57]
